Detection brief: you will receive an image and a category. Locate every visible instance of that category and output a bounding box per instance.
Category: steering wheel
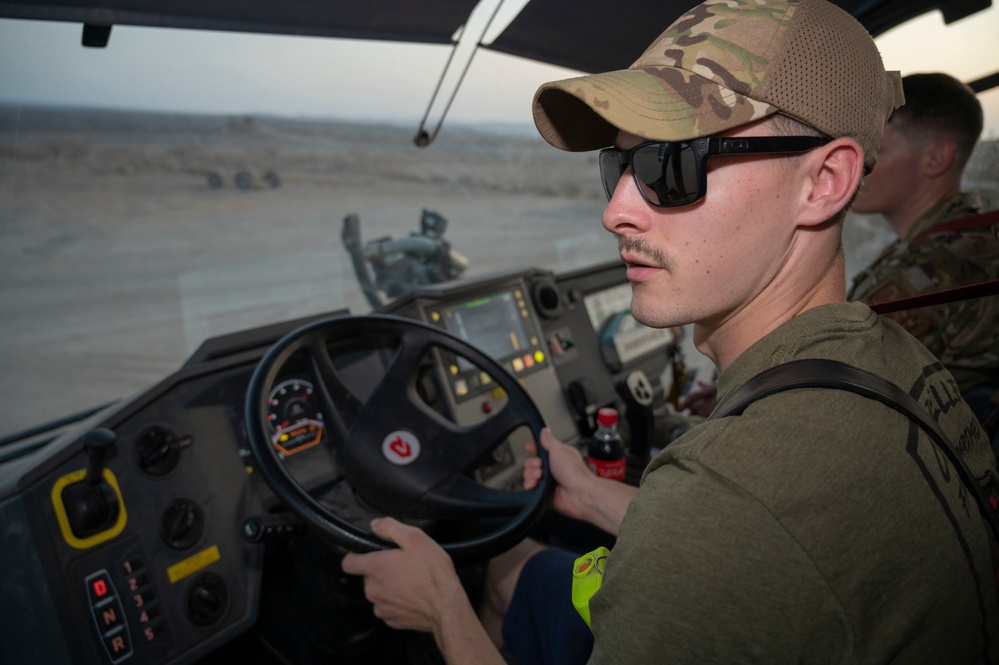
[245,313,554,563]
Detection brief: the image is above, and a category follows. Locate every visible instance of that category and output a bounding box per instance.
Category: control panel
[382,262,676,445]
[1,262,677,665]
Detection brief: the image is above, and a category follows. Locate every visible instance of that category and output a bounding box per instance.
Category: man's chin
[630,296,683,331]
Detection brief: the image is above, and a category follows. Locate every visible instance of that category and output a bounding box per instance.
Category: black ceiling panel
[0,0,991,74]
[486,0,993,73]
[0,0,480,44]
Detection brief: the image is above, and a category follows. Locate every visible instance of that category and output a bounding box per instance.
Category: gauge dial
[267,379,325,457]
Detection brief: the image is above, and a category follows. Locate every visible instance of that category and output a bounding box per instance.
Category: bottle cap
[597,407,618,427]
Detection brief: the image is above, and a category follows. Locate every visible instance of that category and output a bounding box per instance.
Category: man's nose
[602,171,650,236]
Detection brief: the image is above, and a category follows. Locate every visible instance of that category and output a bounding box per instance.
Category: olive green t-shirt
[589,302,999,664]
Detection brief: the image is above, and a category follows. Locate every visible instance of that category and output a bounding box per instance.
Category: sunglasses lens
[599,143,703,207]
[598,150,627,201]
[632,143,700,207]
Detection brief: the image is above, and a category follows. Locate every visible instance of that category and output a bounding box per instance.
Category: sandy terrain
[1,106,997,439]
[0,107,615,436]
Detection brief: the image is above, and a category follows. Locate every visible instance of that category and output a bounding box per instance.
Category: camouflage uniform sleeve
[851,238,949,355]
[849,207,999,391]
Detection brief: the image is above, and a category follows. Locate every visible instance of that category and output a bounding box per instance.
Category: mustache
[617,235,670,268]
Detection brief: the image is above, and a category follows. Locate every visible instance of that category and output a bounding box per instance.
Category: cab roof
[0,0,992,74]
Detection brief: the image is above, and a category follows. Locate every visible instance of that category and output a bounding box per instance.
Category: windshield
[0,21,619,437]
[2,10,998,439]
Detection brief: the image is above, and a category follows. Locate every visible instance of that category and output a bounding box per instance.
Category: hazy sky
[1,4,997,136]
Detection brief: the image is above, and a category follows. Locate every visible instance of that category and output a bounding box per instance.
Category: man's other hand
[341,517,464,633]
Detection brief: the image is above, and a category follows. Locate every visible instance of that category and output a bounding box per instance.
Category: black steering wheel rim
[245,313,553,563]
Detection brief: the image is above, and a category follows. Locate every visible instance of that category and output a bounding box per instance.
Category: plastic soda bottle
[586,407,626,481]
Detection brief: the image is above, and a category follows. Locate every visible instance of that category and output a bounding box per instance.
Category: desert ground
[1,105,997,439]
[0,106,617,436]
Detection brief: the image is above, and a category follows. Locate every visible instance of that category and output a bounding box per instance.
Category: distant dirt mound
[0,106,605,199]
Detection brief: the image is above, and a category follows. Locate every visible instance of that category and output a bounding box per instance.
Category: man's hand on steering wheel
[342,517,509,665]
[522,428,597,523]
[523,428,638,538]
[341,517,464,633]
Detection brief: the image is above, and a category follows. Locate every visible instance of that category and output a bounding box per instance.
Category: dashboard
[0,260,676,665]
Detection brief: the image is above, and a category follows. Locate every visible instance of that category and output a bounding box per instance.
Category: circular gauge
[266,379,325,457]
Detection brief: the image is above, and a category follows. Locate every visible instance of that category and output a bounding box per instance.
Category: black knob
[615,370,656,461]
[83,428,117,485]
[62,429,121,539]
[161,499,204,550]
[531,277,563,319]
[136,426,187,476]
[186,573,228,626]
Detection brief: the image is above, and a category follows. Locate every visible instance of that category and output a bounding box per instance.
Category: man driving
[342,1,999,662]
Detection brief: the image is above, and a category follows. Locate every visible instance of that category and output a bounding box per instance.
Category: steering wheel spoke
[306,335,357,445]
[375,332,431,400]
[407,475,534,520]
[460,403,527,455]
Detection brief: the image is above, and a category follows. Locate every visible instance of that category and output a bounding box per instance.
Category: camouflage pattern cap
[532,0,904,171]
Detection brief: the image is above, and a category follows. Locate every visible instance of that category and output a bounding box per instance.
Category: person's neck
[884,180,961,239]
[694,246,847,375]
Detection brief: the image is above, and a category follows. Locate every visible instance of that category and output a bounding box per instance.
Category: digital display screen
[429,287,546,402]
[441,290,529,367]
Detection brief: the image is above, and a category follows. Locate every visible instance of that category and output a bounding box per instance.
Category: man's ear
[797,138,864,227]
[922,139,957,179]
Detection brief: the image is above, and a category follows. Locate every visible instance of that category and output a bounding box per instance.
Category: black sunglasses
[599,136,832,208]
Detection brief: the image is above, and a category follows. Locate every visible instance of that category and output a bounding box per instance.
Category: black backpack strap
[710,358,999,542]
